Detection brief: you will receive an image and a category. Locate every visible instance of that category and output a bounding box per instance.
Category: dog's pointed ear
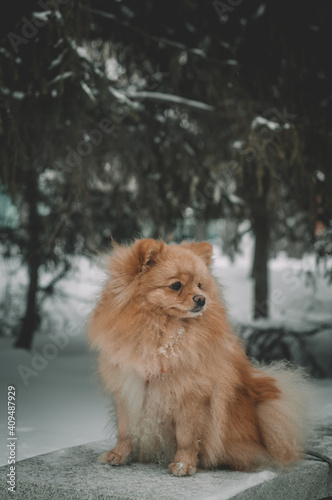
[135,238,165,273]
[184,241,213,267]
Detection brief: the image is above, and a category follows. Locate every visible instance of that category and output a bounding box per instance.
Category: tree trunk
[15,255,39,349]
[14,175,41,350]
[195,219,207,241]
[251,233,260,278]
[252,204,269,319]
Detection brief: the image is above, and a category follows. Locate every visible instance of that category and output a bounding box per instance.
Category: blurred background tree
[0,0,139,348]
[86,0,332,318]
[0,0,331,348]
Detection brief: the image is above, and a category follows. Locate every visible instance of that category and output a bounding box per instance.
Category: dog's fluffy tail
[256,362,314,466]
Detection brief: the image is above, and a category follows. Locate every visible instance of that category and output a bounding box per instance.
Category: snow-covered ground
[0,237,331,466]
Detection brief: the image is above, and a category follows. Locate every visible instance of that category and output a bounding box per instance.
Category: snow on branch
[108,86,141,109]
[125,90,215,112]
[49,71,73,85]
[81,82,96,102]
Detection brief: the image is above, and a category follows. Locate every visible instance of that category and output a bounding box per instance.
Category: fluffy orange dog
[88,239,309,476]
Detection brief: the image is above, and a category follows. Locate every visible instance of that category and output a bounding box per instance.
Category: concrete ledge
[1,419,331,500]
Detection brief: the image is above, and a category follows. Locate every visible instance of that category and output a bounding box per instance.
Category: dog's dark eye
[170,282,182,291]
[198,283,202,289]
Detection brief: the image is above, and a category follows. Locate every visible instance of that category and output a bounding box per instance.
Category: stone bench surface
[1,418,331,500]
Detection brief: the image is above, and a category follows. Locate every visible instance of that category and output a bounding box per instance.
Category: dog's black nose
[193,295,206,307]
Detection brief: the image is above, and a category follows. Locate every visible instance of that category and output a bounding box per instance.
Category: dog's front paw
[98,439,133,466]
[169,461,197,477]
[98,449,129,466]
